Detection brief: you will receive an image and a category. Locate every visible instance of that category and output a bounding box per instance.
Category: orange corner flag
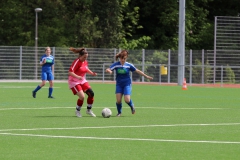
[182,78,187,90]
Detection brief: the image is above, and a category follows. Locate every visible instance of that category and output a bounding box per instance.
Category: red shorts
[71,82,91,95]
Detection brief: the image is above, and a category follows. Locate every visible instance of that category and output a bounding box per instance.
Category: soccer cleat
[32,91,36,98]
[86,110,96,117]
[116,113,121,117]
[48,96,54,98]
[75,110,82,117]
[131,106,135,114]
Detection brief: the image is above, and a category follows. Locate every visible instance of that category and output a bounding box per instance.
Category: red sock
[87,97,94,105]
[77,99,83,107]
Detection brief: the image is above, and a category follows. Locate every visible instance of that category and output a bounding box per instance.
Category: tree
[0,0,34,45]
[0,0,240,50]
[91,0,122,48]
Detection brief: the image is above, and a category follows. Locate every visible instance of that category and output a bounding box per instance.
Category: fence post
[202,49,204,84]
[190,49,192,85]
[142,49,145,82]
[213,16,217,85]
[168,49,171,83]
[20,46,22,80]
[159,64,161,84]
[221,65,223,87]
[102,63,105,83]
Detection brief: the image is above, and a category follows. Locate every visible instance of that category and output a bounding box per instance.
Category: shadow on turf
[33,115,125,118]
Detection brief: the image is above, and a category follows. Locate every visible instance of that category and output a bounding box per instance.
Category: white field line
[0,123,240,132]
[0,106,233,111]
[0,132,240,144]
[0,123,240,144]
[0,86,60,88]
[0,107,73,110]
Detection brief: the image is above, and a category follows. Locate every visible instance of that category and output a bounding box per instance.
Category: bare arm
[87,68,97,76]
[135,69,153,80]
[105,68,113,74]
[68,71,83,80]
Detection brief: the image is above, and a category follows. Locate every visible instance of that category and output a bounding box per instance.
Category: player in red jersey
[68,47,97,117]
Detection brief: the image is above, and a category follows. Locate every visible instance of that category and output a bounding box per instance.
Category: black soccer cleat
[32,91,36,98]
[131,106,135,114]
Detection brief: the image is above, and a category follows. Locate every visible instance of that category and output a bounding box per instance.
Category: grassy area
[0,82,240,159]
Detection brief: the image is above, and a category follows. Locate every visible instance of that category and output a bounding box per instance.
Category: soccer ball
[102,108,112,118]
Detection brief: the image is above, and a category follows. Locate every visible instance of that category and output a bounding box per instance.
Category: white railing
[0,46,240,86]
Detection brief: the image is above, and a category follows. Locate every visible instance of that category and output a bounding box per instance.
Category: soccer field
[0,82,240,160]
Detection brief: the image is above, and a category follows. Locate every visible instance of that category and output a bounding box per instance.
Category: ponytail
[115,53,120,61]
[69,47,86,56]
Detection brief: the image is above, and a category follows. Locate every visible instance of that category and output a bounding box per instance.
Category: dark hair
[69,47,88,56]
[115,50,129,61]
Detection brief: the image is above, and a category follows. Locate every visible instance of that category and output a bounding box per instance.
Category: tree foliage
[0,0,239,49]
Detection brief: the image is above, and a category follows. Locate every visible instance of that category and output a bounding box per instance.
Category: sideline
[1,80,240,88]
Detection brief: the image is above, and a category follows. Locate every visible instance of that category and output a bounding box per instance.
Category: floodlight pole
[35,8,42,80]
[178,0,185,85]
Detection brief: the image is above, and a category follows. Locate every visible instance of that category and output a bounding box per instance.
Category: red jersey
[69,59,89,76]
[68,59,89,88]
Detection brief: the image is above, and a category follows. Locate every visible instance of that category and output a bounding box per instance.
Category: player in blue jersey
[105,50,153,116]
[32,47,55,98]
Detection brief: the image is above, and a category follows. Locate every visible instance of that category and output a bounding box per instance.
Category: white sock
[76,106,81,111]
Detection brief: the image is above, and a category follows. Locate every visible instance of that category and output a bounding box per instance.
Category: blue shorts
[41,71,54,81]
[115,84,132,95]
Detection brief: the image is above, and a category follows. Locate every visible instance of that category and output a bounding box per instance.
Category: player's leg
[48,72,54,98]
[83,82,96,117]
[71,84,85,117]
[123,84,135,114]
[32,72,47,98]
[116,93,123,116]
[116,84,123,116]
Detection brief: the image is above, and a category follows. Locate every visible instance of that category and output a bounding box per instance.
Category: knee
[77,93,85,100]
[124,98,131,104]
[86,88,94,97]
[40,82,46,87]
[49,81,53,87]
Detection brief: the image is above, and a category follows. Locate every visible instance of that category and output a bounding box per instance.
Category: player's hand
[106,69,112,74]
[92,72,97,76]
[147,76,153,80]
[43,59,46,64]
[78,76,82,80]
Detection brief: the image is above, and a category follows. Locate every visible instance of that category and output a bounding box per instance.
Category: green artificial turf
[0,82,240,160]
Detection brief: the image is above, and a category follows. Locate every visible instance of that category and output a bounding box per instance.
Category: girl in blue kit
[105,50,153,116]
[32,47,55,98]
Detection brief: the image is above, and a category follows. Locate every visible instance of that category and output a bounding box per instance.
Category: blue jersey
[40,54,54,72]
[110,61,136,86]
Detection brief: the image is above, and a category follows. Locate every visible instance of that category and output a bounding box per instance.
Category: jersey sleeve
[110,62,118,71]
[130,63,137,72]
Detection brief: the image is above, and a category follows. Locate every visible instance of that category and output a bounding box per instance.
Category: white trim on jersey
[71,59,80,70]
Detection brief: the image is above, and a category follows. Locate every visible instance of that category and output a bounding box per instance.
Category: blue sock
[49,87,53,97]
[33,85,41,92]
[127,99,134,108]
[116,103,122,114]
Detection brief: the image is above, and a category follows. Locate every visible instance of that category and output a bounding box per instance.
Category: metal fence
[0,46,240,85]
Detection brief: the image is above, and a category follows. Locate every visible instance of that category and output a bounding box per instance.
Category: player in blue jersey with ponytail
[32,47,55,98]
[106,50,153,116]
